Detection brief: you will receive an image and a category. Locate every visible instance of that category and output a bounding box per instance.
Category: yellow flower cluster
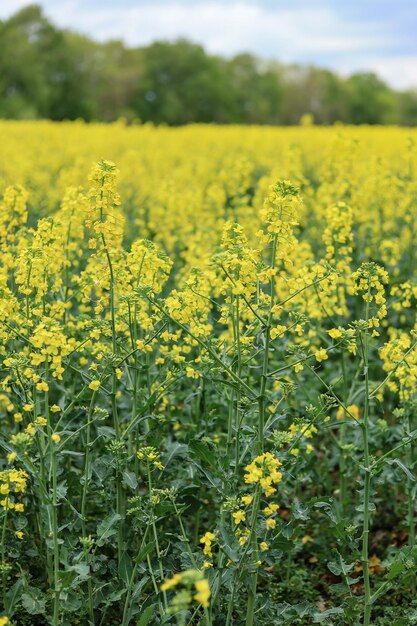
[260,180,300,245]
[264,502,280,530]
[0,467,28,511]
[352,262,389,324]
[336,404,361,421]
[379,333,417,400]
[137,446,164,471]
[287,422,317,455]
[200,531,216,557]
[88,157,120,197]
[161,569,211,609]
[29,320,76,380]
[244,452,283,497]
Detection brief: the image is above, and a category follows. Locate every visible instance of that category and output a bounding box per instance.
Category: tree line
[1,4,417,125]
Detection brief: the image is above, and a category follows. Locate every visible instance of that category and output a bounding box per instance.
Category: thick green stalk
[51,440,60,626]
[121,525,150,626]
[361,295,372,626]
[172,501,197,567]
[245,486,261,626]
[225,573,237,626]
[99,204,123,566]
[407,411,416,593]
[339,352,349,512]
[257,233,278,455]
[234,296,242,472]
[210,505,226,614]
[146,463,167,611]
[33,400,53,585]
[246,234,278,626]
[1,506,9,610]
[80,394,96,624]
[129,301,140,475]
[257,350,268,456]
[46,378,60,626]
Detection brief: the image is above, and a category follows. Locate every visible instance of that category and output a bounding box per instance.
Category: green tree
[225,54,283,124]
[345,72,397,124]
[133,40,233,124]
[0,4,99,120]
[397,90,417,127]
[0,4,50,118]
[0,4,415,126]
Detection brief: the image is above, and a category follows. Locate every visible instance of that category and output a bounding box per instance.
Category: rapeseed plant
[0,123,416,625]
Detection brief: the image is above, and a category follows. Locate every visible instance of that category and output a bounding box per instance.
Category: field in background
[0,122,417,625]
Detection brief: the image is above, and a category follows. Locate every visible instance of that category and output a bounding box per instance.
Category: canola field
[0,121,417,625]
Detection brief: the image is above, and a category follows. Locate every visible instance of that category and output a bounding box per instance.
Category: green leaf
[219,522,240,563]
[292,501,309,520]
[122,471,138,490]
[21,590,46,615]
[56,481,68,501]
[137,604,157,626]
[313,500,338,524]
[96,425,116,440]
[162,442,188,468]
[387,458,415,482]
[119,551,133,584]
[135,541,156,563]
[96,512,122,546]
[61,589,83,612]
[327,553,355,577]
[6,578,23,614]
[70,563,90,586]
[294,601,312,617]
[313,606,345,623]
[327,560,342,576]
[387,557,407,581]
[355,502,376,513]
[189,439,215,466]
[192,461,221,489]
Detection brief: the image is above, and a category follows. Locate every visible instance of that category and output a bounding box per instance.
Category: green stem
[233,295,242,478]
[173,501,197,567]
[146,463,167,611]
[225,573,237,626]
[146,294,255,399]
[285,545,293,586]
[245,234,278,626]
[121,525,151,626]
[245,486,261,626]
[99,201,123,568]
[81,394,96,624]
[339,352,349,513]
[257,233,278,455]
[46,377,60,626]
[51,439,60,626]
[361,293,372,626]
[406,411,415,593]
[1,506,8,610]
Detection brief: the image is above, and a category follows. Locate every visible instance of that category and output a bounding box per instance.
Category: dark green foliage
[1,4,417,125]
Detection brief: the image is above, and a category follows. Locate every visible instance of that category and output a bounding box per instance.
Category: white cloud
[368,56,417,90]
[335,54,417,89]
[42,1,388,58]
[0,0,34,15]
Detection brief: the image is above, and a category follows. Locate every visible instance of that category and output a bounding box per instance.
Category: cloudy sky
[2,0,417,89]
